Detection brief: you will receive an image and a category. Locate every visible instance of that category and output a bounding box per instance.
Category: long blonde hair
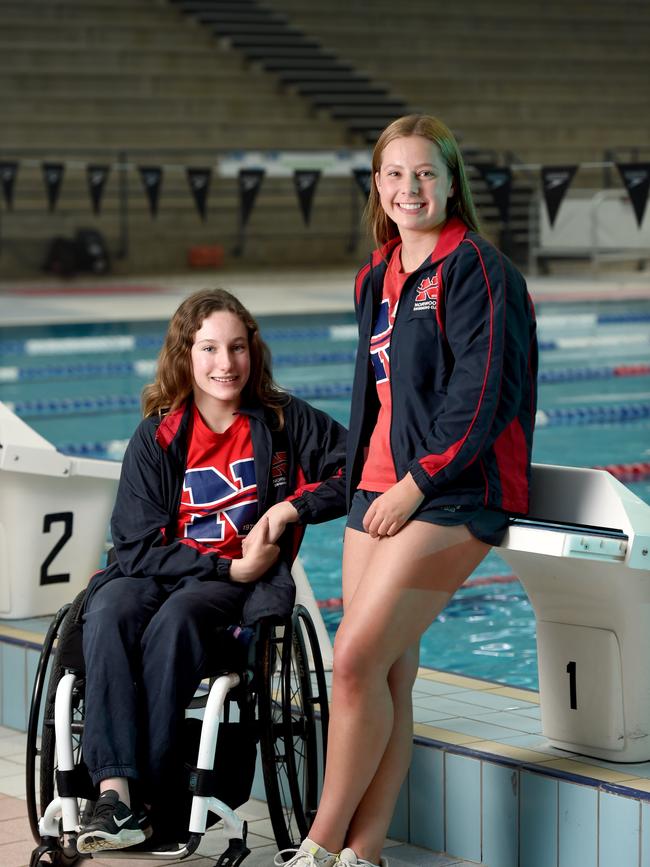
[141,288,288,423]
[365,114,480,248]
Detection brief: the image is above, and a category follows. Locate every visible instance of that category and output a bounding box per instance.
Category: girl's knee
[333,629,381,690]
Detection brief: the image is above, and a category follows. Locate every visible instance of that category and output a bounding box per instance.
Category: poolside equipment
[499,463,650,762]
[0,401,119,619]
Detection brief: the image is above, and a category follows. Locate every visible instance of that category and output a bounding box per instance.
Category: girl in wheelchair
[76,288,347,853]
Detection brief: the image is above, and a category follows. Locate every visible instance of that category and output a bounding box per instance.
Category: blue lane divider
[5,384,353,418]
[536,403,650,426]
[0,352,359,383]
[2,358,650,386]
[2,312,649,358]
[6,388,650,425]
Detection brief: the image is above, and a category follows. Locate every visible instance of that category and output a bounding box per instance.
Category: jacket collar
[155,402,190,451]
[373,216,468,274]
[154,397,272,452]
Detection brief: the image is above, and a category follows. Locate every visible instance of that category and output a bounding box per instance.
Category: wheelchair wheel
[26,602,71,843]
[258,605,329,856]
[27,590,89,866]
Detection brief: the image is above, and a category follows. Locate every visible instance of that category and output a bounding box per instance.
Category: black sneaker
[77,790,150,853]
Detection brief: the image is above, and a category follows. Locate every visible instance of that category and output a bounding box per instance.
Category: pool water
[1,300,649,689]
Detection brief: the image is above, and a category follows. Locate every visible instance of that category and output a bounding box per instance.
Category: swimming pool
[1,299,649,689]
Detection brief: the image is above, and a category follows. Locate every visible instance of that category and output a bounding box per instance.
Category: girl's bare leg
[308,522,490,862]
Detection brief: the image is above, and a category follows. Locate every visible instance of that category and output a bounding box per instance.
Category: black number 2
[566,661,578,710]
[40,512,74,585]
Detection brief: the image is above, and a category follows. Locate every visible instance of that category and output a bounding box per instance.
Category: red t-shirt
[176,405,258,559]
[359,244,412,492]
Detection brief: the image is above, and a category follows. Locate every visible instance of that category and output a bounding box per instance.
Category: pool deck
[0,267,649,328]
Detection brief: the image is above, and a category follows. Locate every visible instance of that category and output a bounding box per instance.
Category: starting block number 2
[40,512,74,586]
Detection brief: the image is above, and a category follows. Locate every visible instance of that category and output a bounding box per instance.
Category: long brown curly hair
[141,288,288,423]
[365,114,480,248]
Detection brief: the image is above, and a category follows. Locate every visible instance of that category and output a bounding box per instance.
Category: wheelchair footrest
[217,837,251,867]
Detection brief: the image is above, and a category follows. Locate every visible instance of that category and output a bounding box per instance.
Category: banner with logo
[475,164,512,224]
[138,166,163,218]
[616,162,650,227]
[86,164,110,215]
[293,169,321,225]
[0,161,18,210]
[187,167,212,221]
[541,165,577,227]
[238,168,265,227]
[352,167,372,199]
[42,162,65,212]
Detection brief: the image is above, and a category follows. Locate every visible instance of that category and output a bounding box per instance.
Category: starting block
[499,463,650,762]
[0,402,120,618]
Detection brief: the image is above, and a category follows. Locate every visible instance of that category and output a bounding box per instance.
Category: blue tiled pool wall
[372,744,650,867]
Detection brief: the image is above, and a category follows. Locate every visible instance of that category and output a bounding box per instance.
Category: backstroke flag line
[0,162,18,210]
[616,162,650,227]
[42,162,65,213]
[541,165,577,227]
[138,166,163,218]
[353,167,372,199]
[293,169,321,225]
[87,165,110,216]
[475,164,512,224]
[187,167,212,222]
[238,168,265,227]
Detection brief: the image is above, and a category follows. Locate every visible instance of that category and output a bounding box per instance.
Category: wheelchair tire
[258,606,328,856]
[26,602,71,842]
[37,589,90,857]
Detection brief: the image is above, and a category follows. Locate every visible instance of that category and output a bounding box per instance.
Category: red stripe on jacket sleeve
[493,417,529,513]
[286,466,344,502]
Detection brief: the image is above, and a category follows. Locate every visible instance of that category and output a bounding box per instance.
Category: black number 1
[566,661,577,710]
[40,512,73,585]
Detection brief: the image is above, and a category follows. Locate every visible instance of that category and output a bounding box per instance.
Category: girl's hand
[363,473,425,539]
[243,501,299,550]
[230,517,280,583]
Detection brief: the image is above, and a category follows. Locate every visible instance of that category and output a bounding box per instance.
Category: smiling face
[375,134,454,244]
[191,311,251,417]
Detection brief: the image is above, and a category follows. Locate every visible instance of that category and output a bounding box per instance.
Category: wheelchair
[26,587,330,867]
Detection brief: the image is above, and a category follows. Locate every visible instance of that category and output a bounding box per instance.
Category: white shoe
[337,847,388,867]
[274,837,339,867]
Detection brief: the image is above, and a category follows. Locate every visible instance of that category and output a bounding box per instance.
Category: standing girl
[280,115,538,867]
[76,288,347,853]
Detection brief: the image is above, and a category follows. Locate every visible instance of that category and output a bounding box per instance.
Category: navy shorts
[346,489,510,546]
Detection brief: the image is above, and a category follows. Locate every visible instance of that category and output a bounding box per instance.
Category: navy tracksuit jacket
[347,217,538,515]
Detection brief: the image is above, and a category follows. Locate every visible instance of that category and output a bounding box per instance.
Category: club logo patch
[271,450,288,488]
[413,275,439,311]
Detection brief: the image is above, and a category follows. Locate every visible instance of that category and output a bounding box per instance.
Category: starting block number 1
[40,512,74,585]
[566,661,578,709]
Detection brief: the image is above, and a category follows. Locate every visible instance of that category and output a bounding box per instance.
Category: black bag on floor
[75,227,110,274]
[43,236,80,277]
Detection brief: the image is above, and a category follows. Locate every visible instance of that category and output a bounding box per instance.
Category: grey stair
[171,0,411,144]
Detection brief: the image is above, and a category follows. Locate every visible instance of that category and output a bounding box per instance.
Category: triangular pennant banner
[616,162,650,227]
[476,164,512,224]
[352,167,372,199]
[293,169,321,226]
[138,165,163,218]
[187,167,212,221]
[86,164,110,215]
[238,168,265,227]
[541,164,577,227]
[0,162,18,210]
[42,162,65,212]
